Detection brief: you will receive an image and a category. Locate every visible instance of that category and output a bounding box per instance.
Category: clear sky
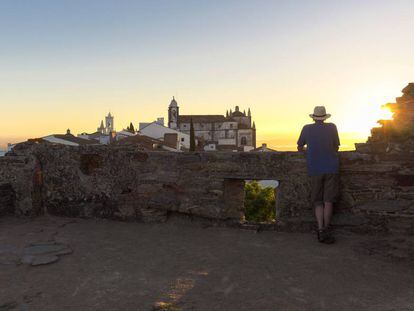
[1,0,413,150]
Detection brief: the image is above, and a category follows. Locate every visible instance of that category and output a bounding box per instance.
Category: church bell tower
[168,97,179,129]
[105,112,114,133]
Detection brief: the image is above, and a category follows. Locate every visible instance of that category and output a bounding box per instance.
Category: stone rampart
[1,142,413,234]
[0,155,37,216]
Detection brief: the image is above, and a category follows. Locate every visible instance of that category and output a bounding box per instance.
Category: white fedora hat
[310,106,331,120]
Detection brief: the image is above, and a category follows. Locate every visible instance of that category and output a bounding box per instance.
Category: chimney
[157,117,165,126]
[163,133,179,149]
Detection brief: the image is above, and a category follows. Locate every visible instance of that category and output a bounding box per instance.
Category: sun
[338,101,395,146]
[378,105,393,121]
[363,103,394,128]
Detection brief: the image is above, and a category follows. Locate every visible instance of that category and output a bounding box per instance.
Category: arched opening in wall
[240,136,247,145]
[244,180,279,223]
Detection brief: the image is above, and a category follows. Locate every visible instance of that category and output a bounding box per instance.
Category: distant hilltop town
[6,98,273,154]
[167,97,256,151]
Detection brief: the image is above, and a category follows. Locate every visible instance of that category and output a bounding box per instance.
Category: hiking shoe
[322,227,336,244]
[317,229,325,243]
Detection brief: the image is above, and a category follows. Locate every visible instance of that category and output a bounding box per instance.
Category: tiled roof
[53,134,97,145]
[140,121,183,133]
[114,134,168,150]
[85,132,108,139]
[178,115,227,123]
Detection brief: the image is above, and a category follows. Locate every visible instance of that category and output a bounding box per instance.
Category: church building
[97,112,115,134]
[77,112,116,145]
[168,97,256,151]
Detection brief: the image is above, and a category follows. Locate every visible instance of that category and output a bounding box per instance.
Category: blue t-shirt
[297,122,340,176]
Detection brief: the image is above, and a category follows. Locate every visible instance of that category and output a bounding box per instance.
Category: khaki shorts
[310,173,339,205]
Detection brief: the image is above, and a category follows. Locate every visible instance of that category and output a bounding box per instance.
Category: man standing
[297,106,340,244]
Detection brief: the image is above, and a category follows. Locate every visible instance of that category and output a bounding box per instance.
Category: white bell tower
[105,112,114,133]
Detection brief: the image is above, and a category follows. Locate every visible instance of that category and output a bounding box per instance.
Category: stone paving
[1,216,414,311]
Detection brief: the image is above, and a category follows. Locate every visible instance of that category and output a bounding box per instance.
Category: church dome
[232,110,245,117]
[231,105,245,117]
[169,96,178,107]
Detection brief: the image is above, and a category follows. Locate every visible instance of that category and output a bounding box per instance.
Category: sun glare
[379,105,393,120]
[325,103,395,151]
[360,104,394,133]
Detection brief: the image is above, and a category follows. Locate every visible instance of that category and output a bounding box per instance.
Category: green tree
[244,181,276,222]
[127,122,135,133]
[189,118,196,152]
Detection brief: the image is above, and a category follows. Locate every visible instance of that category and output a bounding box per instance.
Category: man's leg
[323,202,333,227]
[323,174,339,228]
[310,175,326,242]
[310,175,324,241]
[315,204,324,230]
[322,174,339,244]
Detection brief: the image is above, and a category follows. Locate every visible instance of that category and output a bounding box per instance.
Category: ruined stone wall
[8,143,309,222]
[1,142,413,233]
[0,155,37,216]
[337,152,414,234]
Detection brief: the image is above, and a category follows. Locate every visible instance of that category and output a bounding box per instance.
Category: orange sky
[0,1,412,150]
[0,79,401,151]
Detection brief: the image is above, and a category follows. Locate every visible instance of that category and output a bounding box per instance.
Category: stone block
[394,174,414,186]
[331,214,369,226]
[355,200,411,214]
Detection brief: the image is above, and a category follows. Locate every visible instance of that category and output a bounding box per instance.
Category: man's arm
[333,124,340,152]
[297,126,307,153]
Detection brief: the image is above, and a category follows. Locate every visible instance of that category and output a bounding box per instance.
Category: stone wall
[1,142,413,234]
[336,152,414,234]
[0,183,15,216]
[0,155,37,216]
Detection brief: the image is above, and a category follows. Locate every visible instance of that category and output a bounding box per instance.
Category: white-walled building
[139,118,165,131]
[78,132,112,145]
[115,130,136,141]
[43,129,97,146]
[251,143,276,152]
[139,121,192,150]
[115,133,180,152]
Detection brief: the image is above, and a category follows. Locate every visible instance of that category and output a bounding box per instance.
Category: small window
[183,124,187,128]
[181,138,185,142]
